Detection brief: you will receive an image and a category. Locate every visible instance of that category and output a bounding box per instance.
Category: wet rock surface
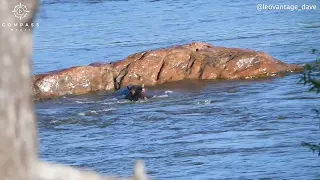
[32,42,303,100]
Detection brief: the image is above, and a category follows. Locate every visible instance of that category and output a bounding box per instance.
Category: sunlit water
[34,0,320,179]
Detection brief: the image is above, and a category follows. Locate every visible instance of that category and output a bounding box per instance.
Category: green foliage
[300,50,320,156]
[300,58,320,93]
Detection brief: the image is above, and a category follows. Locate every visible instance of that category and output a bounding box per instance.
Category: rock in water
[32,42,303,100]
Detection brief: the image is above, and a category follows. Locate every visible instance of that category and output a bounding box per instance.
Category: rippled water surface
[34,0,320,179]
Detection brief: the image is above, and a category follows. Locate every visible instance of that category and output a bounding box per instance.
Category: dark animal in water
[117,84,148,101]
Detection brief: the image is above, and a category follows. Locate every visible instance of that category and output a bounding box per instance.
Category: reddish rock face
[32,65,115,100]
[32,42,303,100]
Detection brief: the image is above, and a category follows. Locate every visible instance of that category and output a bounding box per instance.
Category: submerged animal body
[117,84,148,101]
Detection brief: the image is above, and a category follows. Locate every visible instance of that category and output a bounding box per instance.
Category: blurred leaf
[300,55,320,156]
[305,64,312,70]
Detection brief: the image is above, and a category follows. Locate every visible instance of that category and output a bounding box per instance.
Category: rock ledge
[33,42,303,100]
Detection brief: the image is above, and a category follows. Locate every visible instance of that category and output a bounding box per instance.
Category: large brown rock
[32,42,303,100]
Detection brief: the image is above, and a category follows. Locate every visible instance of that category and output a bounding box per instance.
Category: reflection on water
[35,0,320,179]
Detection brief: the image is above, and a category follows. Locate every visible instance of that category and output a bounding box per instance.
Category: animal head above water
[126,84,147,101]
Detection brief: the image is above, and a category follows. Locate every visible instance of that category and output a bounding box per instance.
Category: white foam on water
[77,108,116,116]
[101,102,115,105]
[100,108,116,112]
[136,99,149,103]
[77,110,98,116]
[75,100,95,104]
[49,120,59,124]
[117,100,130,104]
[197,99,214,105]
[101,98,121,105]
[89,110,98,114]
[78,112,85,116]
[153,94,169,98]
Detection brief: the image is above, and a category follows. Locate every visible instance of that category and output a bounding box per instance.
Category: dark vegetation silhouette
[300,49,320,156]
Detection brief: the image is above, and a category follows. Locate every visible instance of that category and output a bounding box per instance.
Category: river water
[34,0,320,179]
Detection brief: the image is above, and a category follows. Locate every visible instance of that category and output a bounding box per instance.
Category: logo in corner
[12,2,30,21]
